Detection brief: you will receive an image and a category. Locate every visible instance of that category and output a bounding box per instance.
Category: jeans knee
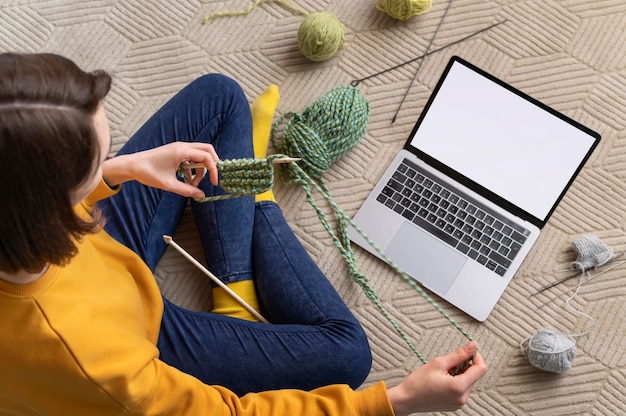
[189,73,247,105]
[349,328,374,387]
[327,322,373,389]
[192,72,237,89]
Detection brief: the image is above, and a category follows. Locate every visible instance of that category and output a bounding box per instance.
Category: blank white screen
[409,61,596,221]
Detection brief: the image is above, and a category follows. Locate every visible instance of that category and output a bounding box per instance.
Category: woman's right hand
[387,341,487,415]
[103,142,219,199]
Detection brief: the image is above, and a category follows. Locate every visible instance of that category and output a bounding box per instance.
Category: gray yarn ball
[521,327,576,373]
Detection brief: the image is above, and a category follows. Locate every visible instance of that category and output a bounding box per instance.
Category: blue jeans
[98,74,372,395]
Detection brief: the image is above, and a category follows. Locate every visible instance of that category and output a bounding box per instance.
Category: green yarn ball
[377,0,433,20]
[297,12,345,62]
[272,85,370,181]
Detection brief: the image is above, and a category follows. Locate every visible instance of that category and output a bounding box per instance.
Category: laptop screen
[407,57,600,226]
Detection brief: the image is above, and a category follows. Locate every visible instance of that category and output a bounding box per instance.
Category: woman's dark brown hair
[0,53,112,274]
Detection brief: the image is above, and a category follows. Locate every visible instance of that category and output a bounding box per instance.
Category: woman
[0,52,486,415]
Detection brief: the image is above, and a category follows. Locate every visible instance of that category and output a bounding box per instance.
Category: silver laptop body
[349,56,600,321]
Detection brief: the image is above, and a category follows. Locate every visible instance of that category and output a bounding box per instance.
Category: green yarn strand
[185,84,474,363]
[272,84,473,362]
[348,218,473,343]
[282,162,427,362]
[202,1,346,61]
[278,161,473,363]
[202,0,308,24]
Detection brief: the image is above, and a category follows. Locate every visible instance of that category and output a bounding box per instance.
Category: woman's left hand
[102,142,219,199]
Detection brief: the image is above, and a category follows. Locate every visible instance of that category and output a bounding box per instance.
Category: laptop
[348,56,600,322]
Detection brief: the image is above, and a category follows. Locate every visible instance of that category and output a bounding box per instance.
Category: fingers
[166,180,206,200]
[182,143,219,186]
[434,341,487,382]
[387,342,487,415]
[449,343,488,385]
[470,349,486,369]
[442,341,477,369]
[467,351,488,379]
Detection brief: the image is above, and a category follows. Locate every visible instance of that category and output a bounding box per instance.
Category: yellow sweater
[0,180,393,415]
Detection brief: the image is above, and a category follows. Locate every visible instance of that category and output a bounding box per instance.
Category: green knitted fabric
[178,154,287,202]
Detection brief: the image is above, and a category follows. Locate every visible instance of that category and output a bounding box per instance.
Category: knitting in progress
[571,234,615,272]
[178,154,295,202]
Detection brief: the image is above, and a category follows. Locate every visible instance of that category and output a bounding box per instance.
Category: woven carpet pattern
[2,1,626,414]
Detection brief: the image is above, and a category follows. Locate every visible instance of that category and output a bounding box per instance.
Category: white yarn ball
[521,328,576,373]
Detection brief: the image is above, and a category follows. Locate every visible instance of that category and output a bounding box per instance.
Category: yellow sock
[212,280,262,322]
[210,86,280,321]
[210,86,279,321]
[251,84,280,203]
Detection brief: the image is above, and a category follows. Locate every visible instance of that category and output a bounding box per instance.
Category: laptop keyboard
[376,158,529,277]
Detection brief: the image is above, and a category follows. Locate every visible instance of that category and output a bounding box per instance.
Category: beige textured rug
[3,1,626,414]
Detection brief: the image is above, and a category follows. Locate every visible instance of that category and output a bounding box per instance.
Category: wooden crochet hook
[180,157,300,170]
[163,235,269,324]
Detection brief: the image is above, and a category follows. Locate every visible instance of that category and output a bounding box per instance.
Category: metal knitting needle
[163,235,270,324]
[391,0,453,123]
[350,20,508,88]
[531,270,581,296]
[532,252,625,296]
[180,157,300,170]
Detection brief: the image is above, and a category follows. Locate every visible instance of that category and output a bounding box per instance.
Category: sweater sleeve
[129,359,394,416]
[79,178,120,214]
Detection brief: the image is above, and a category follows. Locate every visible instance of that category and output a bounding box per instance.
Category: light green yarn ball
[376,0,433,20]
[297,11,345,62]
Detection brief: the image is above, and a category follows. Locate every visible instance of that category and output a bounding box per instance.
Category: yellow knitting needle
[163,235,270,324]
[180,157,300,170]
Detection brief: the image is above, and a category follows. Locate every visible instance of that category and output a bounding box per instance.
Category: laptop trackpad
[386,222,466,295]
